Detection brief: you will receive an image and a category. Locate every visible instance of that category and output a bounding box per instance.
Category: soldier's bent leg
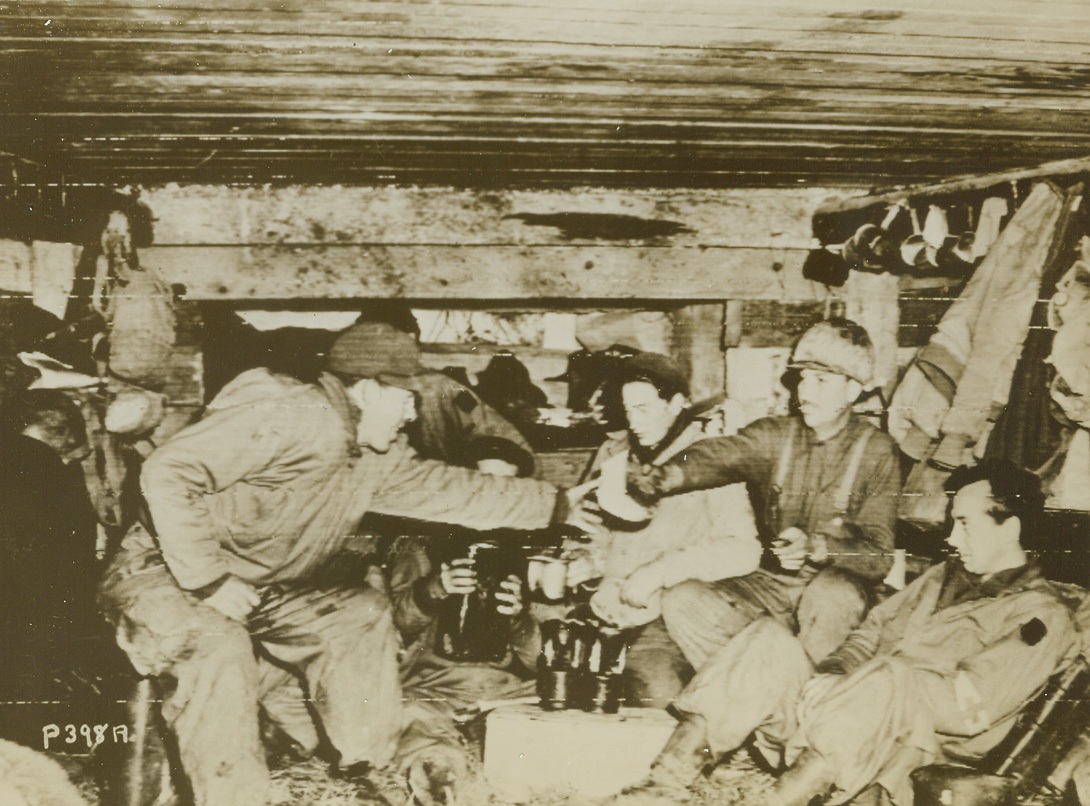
[794,568,868,665]
[253,584,402,769]
[257,658,320,758]
[674,617,812,761]
[623,617,692,708]
[661,573,788,670]
[104,576,267,806]
[398,663,534,805]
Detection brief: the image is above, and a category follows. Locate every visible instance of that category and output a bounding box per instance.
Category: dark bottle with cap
[434,542,511,663]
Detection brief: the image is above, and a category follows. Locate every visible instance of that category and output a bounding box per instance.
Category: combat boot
[612,714,713,804]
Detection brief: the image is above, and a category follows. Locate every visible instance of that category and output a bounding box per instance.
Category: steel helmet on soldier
[788,317,875,390]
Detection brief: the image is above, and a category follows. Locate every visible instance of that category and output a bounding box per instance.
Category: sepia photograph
[1,1,1090,804]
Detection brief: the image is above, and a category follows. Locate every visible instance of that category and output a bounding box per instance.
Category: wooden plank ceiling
[1,0,1089,189]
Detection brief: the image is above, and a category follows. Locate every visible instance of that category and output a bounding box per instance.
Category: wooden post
[671,303,727,401]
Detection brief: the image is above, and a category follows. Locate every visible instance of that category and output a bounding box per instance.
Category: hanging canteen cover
[107,266,177,391]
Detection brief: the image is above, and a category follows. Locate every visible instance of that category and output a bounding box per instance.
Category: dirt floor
[59,720,1067,806]
[62,728,778,805]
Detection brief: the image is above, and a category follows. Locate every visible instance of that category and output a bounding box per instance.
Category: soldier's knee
[189,620,255,671]
[661,579,715,622]
[741,617,810,668]
[802,569,867,614]
[746,615,799,647]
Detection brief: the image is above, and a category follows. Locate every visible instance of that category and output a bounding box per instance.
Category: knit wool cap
[325,321,424,379]
[789,318,875,388]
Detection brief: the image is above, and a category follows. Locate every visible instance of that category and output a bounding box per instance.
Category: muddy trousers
[673,617,812,763]
[99,547,401,806]
[676,618,951,805]
[623,617,692,708]
[395,660,534,779]
[661,567,869,668]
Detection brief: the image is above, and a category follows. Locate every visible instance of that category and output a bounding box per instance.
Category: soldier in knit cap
[98,325,586,805]
[627,318,900,671]
[329,320,536,475]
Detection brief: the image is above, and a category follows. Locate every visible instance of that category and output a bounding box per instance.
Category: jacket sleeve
[652,418,782,496]
[368,447,561,532]
[819,435,899,580]
[141,404,311,591]
[817,566,941,675]
[458,391,537,471]
[919,596,1077,737]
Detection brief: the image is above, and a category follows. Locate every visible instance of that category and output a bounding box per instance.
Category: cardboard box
[484,704,676,801]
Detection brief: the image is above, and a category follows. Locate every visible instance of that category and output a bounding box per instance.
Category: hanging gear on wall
[93,209,176,391]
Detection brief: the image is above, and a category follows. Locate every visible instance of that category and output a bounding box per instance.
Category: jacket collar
[936,559,1044,611]
[629,407,697,465]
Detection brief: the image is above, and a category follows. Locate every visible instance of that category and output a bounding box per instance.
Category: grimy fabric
[889,182,1065,467]
[651,414,899,666]
[398,370,536,473]
[674,561,1077,806]
[657,414,898,579]
[140,368,559,592]
[102,368,561,805]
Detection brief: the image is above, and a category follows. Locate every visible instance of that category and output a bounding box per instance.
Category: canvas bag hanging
[95,211,176,391]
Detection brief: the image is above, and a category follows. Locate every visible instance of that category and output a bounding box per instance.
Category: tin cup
[539,557,569,601]
[527,555,550,594]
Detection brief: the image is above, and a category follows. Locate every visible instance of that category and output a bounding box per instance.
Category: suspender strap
[833,428,874,516]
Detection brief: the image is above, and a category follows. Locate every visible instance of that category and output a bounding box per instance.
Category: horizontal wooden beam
[816,155,1090,214]
[141,184,835,249]
[147,243,822,302]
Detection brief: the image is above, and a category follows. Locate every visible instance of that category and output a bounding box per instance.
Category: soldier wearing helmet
[627,317,900,672]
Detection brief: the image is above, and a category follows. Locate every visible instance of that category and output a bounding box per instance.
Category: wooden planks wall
[139,184,850,301]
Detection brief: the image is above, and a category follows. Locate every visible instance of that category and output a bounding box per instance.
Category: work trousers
[99,528,401,806]
[396,658,535,779]
[661,566,868,668]
[674,617,812,763]
[675,617,945,805]
[623,617,692,708]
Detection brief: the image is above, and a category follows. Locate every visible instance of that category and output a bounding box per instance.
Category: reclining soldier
[618,459,1079,806]
[99,345,582,805]
[629,318,900,667]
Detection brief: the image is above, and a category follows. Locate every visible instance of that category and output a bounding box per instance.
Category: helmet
[789,318,875,389]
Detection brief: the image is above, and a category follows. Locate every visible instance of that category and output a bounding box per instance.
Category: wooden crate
[484,704,675,801]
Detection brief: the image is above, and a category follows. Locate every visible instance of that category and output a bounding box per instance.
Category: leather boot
[769,749,836,806]
[612,715,713,804]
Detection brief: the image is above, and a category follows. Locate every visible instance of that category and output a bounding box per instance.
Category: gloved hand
[626,462,666,505]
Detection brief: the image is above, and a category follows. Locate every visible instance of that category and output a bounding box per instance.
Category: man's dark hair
[945,458,1045,527]
[7,389,88,457]
[617,352,690,402]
